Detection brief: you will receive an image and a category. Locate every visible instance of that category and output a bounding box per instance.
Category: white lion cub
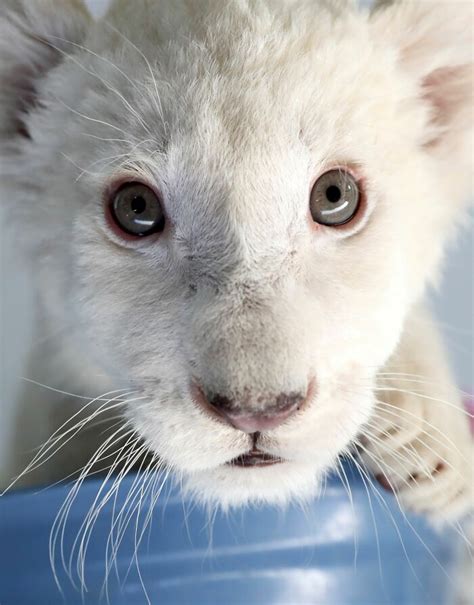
[0,0,472,521]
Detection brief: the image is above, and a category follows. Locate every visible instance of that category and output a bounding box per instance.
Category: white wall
[86,0,110,17]
[431,219,473,390]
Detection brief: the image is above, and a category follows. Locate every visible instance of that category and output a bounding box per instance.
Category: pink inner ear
[421,64,472,149]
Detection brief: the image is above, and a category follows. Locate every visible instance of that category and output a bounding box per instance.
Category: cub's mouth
[227,449,284,467]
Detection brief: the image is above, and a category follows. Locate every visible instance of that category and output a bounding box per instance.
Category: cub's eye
[109,183,165,237]
[310,169,360,226]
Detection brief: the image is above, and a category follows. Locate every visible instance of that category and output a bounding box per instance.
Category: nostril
[275,392,306,412]
[207,392,305,416]
[191,381,315,434]
[208,393,235,415]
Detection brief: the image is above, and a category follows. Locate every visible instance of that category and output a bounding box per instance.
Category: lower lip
[227,452,284,468]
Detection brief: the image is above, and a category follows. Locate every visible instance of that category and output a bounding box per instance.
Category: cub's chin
[180,460,328,509]
[130,384,375,509]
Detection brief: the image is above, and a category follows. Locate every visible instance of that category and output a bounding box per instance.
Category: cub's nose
[207,392,306,433]
[192,384,313,433]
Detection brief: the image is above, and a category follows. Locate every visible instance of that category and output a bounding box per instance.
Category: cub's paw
[359,389,473,523]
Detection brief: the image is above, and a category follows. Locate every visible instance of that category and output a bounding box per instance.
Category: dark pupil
[131,195,147,214]
[325,185,342,203]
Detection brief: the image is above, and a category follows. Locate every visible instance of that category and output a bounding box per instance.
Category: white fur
[0,0,472,517]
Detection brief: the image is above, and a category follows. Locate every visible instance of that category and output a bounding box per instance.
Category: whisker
[77,442,150,592]
[377,375,473,399]
[346,451,424,587]
[356,436,424,492]
[336,458,358,570]
[358,425,434,483]
[360,417,460,478]
[64,429,144,589]
[43,37,152,136]
[19,377,126,402]
[345,450,386,587]
[75,137,156,181]
[374,387,473,418]
[1,390,134,494]
[352,449,457,586]
[46,34,148,99]
[49,425,138,591]
[55,97,137,139]
[117,462,170,600]
[104,22,166,132]
[373,400,468,461]
[17,394,139,480]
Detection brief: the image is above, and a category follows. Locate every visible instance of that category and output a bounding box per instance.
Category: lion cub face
[1,0,471,505]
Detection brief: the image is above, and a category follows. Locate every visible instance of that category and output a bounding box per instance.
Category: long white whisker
[19,377,125,402]
[352,449,456,586]
[44,37,152,136]
[18,394,138,479]
[373,400,468,462]
[375,387,474,418]
[55,97,137,139]
[105,23,166,132]
[49,424,138,591]
[47,34,147,98]
[1,390,134,494]
[336,459,358,570]
[76,441,149,592]
[67,430,144,589]
[347,451,424,587]
[361,418,459,478]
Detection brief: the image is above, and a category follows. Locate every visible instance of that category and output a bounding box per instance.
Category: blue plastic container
[0,463,458,605]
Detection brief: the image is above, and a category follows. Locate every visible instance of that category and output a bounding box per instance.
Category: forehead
[89,5,392,156]
[73,1,399,226]
[92,1,386,133]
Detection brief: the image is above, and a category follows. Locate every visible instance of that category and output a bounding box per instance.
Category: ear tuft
[371,1,473,161]
[0,0,91,140]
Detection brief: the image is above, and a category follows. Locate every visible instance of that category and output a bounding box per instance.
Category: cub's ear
[371,0,473,186]
[0,0,91,140]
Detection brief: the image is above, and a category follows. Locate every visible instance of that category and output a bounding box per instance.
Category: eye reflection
[310,170,360,226]
[110,183,165,237]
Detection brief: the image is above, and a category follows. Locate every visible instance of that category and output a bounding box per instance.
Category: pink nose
[192,385,313,433]
[217,405,300,433]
